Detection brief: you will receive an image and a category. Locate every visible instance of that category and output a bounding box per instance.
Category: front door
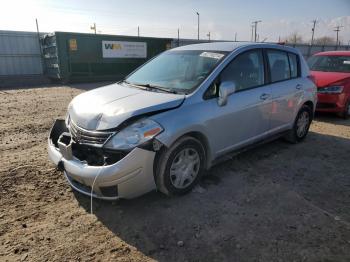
[205,49,272,156]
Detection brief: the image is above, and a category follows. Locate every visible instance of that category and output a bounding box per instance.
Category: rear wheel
[285,105,312,143]
[155,136,206,196]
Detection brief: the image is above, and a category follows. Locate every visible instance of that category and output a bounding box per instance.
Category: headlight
[318,86,344,94]
[104,118,163,150]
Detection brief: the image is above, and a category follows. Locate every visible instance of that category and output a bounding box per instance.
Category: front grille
[69,120,113,146]
[72,143,127,166]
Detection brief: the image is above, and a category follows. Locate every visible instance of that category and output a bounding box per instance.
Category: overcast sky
[1,0,349,43]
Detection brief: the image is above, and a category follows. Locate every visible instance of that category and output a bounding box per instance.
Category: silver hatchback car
[48,42,317,200]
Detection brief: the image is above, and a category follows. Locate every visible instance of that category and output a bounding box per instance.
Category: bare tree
[313,36,336,45]
[284,32,304,44]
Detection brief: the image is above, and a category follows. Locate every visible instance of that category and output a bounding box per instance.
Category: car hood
[68,83,185,130]
[310,70,350,88]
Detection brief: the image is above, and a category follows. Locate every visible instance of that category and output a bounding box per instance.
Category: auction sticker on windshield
[200,52,224,60]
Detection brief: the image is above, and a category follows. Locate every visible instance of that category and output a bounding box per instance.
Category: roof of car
[172,41,293,52]
[314,51,350,56]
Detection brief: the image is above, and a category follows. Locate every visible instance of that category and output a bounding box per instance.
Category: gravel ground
[0,83,349,262]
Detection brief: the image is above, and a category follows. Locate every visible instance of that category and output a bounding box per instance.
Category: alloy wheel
[296,111,310,138]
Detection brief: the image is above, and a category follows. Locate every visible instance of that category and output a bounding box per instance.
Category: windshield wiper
[131,82,179,94]
[122,80,179,94]
[121,80,149,90]
[141,84,179,94]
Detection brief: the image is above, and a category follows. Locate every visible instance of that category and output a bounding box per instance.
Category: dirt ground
[0,83,349,262]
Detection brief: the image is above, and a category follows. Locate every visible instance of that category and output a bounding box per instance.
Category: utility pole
[334,25,343,46]
[90,23,96,34]
[35,18,44,74]
[234,32,237,41]
[252,20,262,42]
[310,19,317,46]
[196,12,200,40]
[137,26,140,37]
[35,18,41,46]
[251,25,253,41]
[307,19,317,57]
[207,32,211,42]
[177,28,180,47]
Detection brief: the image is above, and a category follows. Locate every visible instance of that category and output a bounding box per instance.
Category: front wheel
[284,105,312,143]
[337,100,350,119]
[155,136,206,196]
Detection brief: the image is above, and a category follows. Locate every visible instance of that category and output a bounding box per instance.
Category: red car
[308,51,350,118]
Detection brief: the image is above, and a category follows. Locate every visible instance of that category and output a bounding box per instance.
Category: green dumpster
[41,32,172,83]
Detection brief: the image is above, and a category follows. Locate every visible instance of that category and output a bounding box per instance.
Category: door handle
[260,93,270,100]
[296,84,303,90]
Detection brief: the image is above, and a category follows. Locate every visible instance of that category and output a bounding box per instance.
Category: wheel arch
[156,130,212,171]
[303,100,314,119]
[304,100,314,111]
[182,131,211,169]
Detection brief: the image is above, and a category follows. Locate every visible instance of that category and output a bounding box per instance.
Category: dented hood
[68,83,185,130]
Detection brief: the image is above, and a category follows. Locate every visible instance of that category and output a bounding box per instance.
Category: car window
[203,79,219,99]
[288,53,299,78]
[307,55,350,73]
[220,49,265,91]
[267,50,291,82]
[126,50,227,94]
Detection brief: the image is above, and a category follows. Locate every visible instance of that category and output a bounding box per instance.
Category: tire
[155,136,206,196]
[337,100,350,120]
[284,105,312,143]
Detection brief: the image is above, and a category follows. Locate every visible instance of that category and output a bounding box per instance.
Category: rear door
[205,49,273,156]
[266,50,303,132]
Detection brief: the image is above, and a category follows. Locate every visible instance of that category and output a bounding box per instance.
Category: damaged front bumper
[48,119,157,200]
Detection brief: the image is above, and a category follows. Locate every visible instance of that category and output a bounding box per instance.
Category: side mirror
[218,81,236,106]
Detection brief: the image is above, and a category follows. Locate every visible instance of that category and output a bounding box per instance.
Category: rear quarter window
[288,53,299,78]
[267,50,291,82]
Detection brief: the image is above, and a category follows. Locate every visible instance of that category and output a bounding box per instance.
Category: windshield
[308,55,350,73]
[125,50,228,94]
